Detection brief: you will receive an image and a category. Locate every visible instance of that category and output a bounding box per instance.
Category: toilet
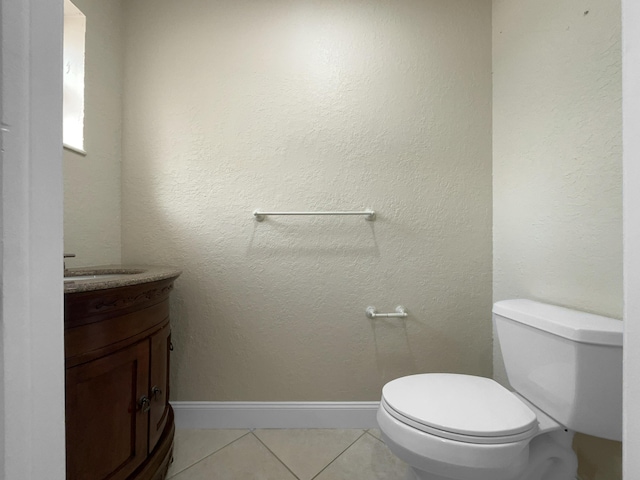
[377,299,623,480]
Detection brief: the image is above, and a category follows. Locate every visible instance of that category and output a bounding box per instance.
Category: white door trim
[0,0,65,478]
[623,0,640,477]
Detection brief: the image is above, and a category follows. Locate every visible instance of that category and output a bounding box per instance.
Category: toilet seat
[381,373,539,444]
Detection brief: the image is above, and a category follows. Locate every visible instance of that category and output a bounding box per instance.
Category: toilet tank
[493,299,623,441]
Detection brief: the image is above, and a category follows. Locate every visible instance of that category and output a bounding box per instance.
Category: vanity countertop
[64,265,182,294]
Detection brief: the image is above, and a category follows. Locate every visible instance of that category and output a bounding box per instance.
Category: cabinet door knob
[138,395,151,413]
[151,386,162,399]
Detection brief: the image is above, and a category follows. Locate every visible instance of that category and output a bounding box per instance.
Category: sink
[64,274,128,282]
[64,268,147,282]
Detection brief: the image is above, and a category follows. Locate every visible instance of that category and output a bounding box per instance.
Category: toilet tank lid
[493,300,622,347]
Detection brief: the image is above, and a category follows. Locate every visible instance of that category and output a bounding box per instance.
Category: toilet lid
[382,374,537,439]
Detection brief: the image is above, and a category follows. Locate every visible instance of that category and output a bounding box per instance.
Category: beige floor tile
[367,428,383,441]
[167,429,248,478]
[314,432,411,480]
[170,433,298,480]
[253,429,364,480]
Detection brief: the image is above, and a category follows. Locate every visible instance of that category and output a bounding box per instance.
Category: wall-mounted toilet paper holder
[366,306,408,319]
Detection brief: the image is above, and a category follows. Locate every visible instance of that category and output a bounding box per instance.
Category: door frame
[0,0,66,478]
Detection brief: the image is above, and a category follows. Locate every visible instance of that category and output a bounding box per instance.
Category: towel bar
[253,209,376,222]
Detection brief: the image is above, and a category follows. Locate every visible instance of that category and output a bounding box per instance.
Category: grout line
[166,430,252,479]
[251,431,301,480]
[310,430,368,480]
[365,429,385,443]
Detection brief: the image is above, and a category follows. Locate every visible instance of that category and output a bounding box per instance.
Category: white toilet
[377,299,623,480]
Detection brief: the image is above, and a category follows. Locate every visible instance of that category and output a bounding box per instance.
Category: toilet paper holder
[366,306,408,319]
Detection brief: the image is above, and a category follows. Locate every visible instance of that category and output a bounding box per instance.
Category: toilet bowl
[376,300,623,480]
[377,374,576,480]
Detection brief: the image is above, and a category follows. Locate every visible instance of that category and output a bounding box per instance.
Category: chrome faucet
[64,253,76,270]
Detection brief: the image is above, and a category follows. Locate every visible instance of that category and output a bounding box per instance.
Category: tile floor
[167,428,412,480]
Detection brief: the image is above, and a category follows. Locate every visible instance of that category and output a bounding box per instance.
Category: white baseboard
[171,401,380,430]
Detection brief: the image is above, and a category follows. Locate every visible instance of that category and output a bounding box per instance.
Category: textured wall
[63,0,123,267]
[492,1,622,479]
[122,0,493,401]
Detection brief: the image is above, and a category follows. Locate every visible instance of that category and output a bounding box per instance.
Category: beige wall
[121,0,493,401]
[63,0,123,267]
[62,0,623,476]
[492,1,622,479]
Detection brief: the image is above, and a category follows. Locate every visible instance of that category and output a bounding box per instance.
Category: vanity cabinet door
[148,321,171,452]
[66,340,150,480]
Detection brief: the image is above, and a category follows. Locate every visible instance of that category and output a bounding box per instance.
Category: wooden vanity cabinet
[65,276,179,480]
[149,322,171,452]
[65,340,150,480]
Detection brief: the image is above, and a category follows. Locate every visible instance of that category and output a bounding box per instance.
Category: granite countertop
[64,265,182,294]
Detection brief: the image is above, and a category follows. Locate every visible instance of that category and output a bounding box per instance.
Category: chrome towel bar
[254,209,376,222]
[366,306,408,319]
